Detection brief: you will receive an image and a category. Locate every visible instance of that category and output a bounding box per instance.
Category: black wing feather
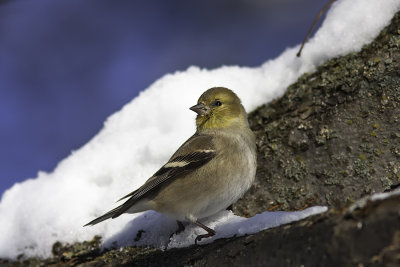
[111,150,216,218]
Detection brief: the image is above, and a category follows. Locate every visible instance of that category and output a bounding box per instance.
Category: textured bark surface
[2,10,400,267]
[234,11,400,216]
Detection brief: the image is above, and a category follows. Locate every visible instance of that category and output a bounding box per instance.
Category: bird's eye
[215,101,222,106]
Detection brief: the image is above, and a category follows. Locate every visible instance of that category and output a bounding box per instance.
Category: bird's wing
[118,133,216,202]
[83,206,122,226]
[85,134,216,225]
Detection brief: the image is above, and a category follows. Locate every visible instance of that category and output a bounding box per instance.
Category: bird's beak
[190,103,209,116]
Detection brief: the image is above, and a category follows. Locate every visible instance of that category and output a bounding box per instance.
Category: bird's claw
[194,227,216,245]
[194,233,213,245]
[170,221,186,239]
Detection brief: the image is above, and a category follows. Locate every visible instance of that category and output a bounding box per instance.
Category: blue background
[0,0,325,197]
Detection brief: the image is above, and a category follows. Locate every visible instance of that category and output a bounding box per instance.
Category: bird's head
[190,87,248,131]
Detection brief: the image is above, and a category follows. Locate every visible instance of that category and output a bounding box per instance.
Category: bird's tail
[83,205,122,226]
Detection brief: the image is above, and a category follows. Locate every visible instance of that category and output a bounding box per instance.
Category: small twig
[296,0,337,57]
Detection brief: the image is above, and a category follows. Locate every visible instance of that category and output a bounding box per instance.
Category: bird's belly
[152,163,255,222]
[192,172,253,219]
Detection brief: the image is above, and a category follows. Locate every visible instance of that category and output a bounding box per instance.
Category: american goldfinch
[85,87,257,244]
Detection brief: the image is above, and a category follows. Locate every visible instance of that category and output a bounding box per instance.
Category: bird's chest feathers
[212,133,256,197]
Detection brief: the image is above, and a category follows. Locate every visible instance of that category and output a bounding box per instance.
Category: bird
[84,87,257,244]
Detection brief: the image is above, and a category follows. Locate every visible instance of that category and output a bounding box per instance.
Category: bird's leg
[176,220,185,235]
[194,221,216,245]
[170,220,186,238]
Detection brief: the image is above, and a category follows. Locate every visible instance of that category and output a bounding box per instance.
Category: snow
[371,187,400,201]
[1,0,400,259]
[347,187,400,214]
[103,206,328,249]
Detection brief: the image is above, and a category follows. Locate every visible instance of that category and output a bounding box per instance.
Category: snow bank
[0,0,399,259]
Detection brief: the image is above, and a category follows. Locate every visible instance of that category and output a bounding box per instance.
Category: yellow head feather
[191,87,248,131]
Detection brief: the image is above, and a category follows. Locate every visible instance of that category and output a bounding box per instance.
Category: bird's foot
[194,231,215,245]
[169,220,185,239]
[194,220,216,245]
